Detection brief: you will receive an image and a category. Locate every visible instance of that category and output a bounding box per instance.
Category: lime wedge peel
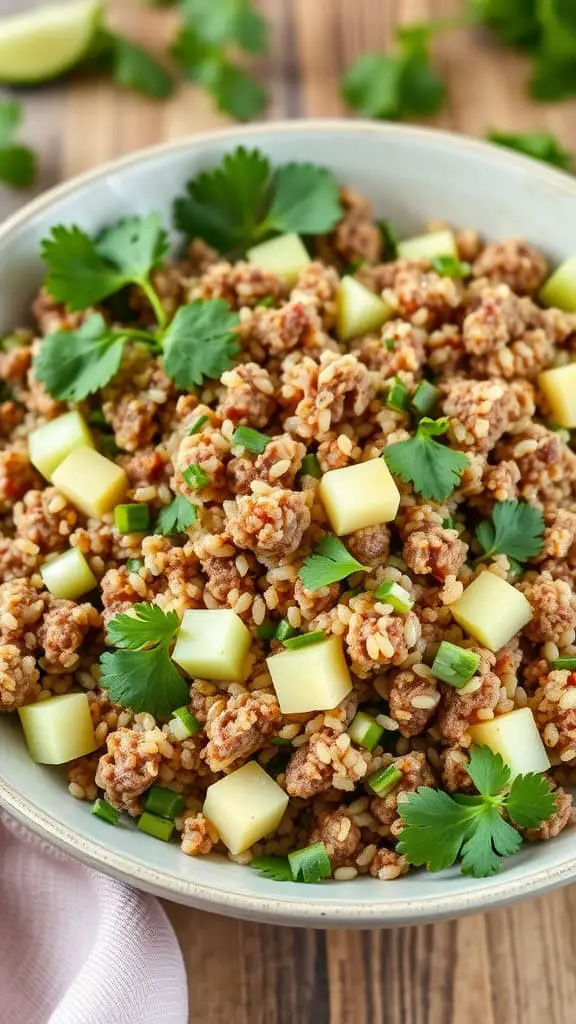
[0,0,104,85]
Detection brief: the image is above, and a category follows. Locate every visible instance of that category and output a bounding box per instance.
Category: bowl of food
[1,119,576,927]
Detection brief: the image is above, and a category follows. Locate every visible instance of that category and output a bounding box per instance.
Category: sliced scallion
[431,255,472,278]
[551,657,576,670]
[431,641,480,688]
[188,414,209,435]
[288,841,332,883]
[347,710,384,751]
[137,811,175,842]
[300,453,322,479]
[386,377,410,413]
[255,620,277,640]
[367,764,403,796]
[182,464,210,490]
[411,380,439,417]
[275,619,299,642]
[442,516,454,530]
[91,798,119,825]
[231,426,269,454]
[282,630,326,650]
[144,786,185,820]
[374,580,414,614]
[126,558,144,573]
[114,503,150,534]
[170,706,203,740]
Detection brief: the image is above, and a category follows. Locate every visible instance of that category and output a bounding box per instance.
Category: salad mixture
[2,146,576,884]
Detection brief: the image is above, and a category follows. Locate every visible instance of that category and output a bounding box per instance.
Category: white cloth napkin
[0,811,188,1024]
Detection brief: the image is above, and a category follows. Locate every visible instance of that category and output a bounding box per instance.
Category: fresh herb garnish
[188,414,209,435]
[163,299,240,389]
[34,314,127,401]
[107,34,174,99]
[288,841,332,883]
[231,426,270,454]
[383,417,469,502]
[431,255,472,278]
[397,745,556,878]
[173,146,342,254]
[299,535,368,592]
[182,464,210,490]
[282,631,326,650]
[486,129,572,171]
[250,855,293,881]
[100,602,189,719]
[431,641,480,689]
[155,494,197,535]
[0,101,36,189]
[476,500,545,563]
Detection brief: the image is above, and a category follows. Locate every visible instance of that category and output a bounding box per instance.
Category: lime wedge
[0,0,103,85]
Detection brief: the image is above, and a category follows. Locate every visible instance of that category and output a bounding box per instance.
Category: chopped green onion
[411,381,439,417]
[431,641,480,688]
[170,706,203,739]
[271,736,292,746]
[300,453,322,479]
[114,503,150,534]
[374,580,414,614]
[182,464,210,489]
[367,764,403,796]
[91,798,119,825]
[144,786,185,820]
[231,426,269,454]
[551,657,576,670]
[431,255,472,278]
[378,220,398,260]
[342,585,363,600]
[347,711,384,751]
[100,435,121,458]
[442,517,454,530]
[275,619,299,642]
[384,336,395,351]
[282,630,326,650]
[126,558,144,573]
[256,620,277,640]
[88,409,107,427]
[288,841,332,883]
[137,811,175,842]
[188,414,209,435]
[386,377,410,412]
[256,296,275,308]
[265,750,292,778]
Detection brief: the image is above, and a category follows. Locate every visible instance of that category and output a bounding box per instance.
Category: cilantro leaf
[250,856,293,881]
[342,54,403,119]
[181,0,269,54]
[110,34,174,98]
[208,61,268,121]
[505,773,558,828]
[383,417,469,502]
[100,602,188,719]
[476,500,545,563]
[467,0,541,47]
[155,494,198,536]
[397,746,556,877]
[0,101,36,189]
[33,313,126,401]
[299,535,369,592]
[173,146,341,253]
[487,129,572,171]
[96,214,170,279]
[162,299,240,389]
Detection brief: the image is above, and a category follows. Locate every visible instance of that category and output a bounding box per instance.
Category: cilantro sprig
[299,535,368,592]
[162,299,240,389]
[155,494,198,536]
[486,129,572,171]
[476,500,545,564]
[397,746,556,878]
[100,602,189,719]
[383,417,469,502]
[0,101,37,189]
[173,146,342,254]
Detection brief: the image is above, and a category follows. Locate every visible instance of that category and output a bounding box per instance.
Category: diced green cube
[172,608,252,682]
[40,547,97,600]
[18,692,98,764]
[29,411,94,482]
[247,233,311,285]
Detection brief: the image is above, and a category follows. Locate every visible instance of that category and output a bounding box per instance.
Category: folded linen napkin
[0,811,188,1024]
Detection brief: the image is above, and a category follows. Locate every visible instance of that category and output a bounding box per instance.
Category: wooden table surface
[2,1,576,1021]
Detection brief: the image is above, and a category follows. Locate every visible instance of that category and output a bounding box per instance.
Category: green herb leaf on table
[383,417,469,502]
[487,129,572,171]
[172,27,267,121]
[397,745,556,878]
[33,313,126,401]
[100,602,189,719]
[155,494,197,536]
[181,0,269,53]
[476,500,545,563]
[109,34,174,99]
[300,535,369,592]
[0,101,37,189]
[162,298,240,389]
[173,146,342,253]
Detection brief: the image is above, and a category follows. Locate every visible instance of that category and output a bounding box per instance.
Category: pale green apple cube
[538,364,576,427]
[172,609,252,682]
[203,761,289,854]
[319,458,400,536]
[450,571,532,651]
[397,228,458,262]
[247,233,311,285]
[469,708,550,778]
[336,275,392,342]
[40,547,97,600]
[539,256,576,312]
[18,692,98,765]
[29,411,94,482]
[267,635,352,714]
[52,445,128,519]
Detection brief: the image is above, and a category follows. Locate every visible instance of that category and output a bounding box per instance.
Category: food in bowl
[1,143,576,886]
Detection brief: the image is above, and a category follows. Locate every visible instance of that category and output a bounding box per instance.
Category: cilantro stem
[138,277,168,331]
[121,327,162,347]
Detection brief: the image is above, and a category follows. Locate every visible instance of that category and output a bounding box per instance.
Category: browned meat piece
[202,691,282,772]
[347,525,390,568]
[523,787,573,842]
[439,747,474,793]
[442,378,528,453]
[345,605,421,675]
[284,728,369,797]
[0,643,40,711]
[0,450,41,513]
[369,848,409,880]
[0,579,45,647]
[95,727,171,815]
[181,813,219,856]
[13,488,79,552]
[472,239,548,295]
[436,648,501,744]
[519,574,576,644]
[37,599,101,671]
[294,578,340,621]
[225,488,311,560]
[309,810,361,868]
[370,752,436,825]
[218,362,276,428]
[388,668,440,737]
[318,187,382,267]
[191,260,287,308]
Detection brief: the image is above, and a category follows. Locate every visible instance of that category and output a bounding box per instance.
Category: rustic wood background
[2,1,576,1021]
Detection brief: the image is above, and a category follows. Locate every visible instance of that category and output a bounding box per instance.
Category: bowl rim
[2,117,576,926]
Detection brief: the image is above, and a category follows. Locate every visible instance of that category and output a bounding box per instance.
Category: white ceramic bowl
[1,120,575,927]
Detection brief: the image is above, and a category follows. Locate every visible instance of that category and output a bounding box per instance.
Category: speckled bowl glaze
[1,120,575,927]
